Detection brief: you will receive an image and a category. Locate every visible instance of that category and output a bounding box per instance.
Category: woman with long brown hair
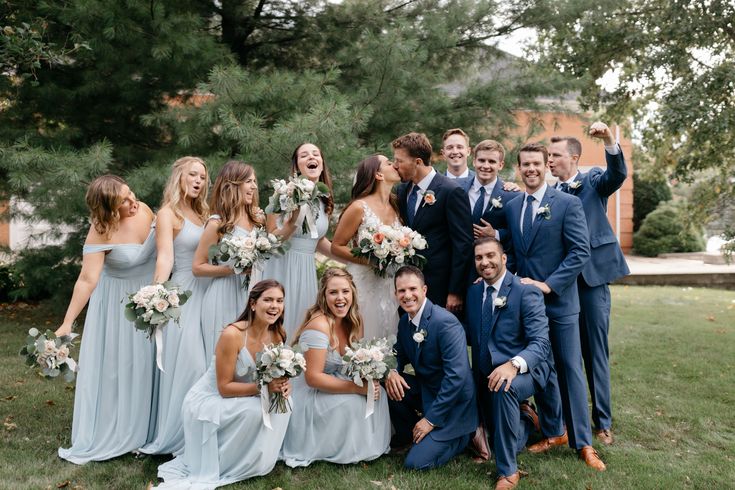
[281,268,391,467]
[261,142,340,338]
[331,155,403,339]
[155,280,292,488]
[192,160,262,364]
[140,156,211,456]
[57,175,157,464]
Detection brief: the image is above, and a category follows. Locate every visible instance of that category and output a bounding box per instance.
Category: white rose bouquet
[255,343,306,429]
[124,281,192,371]
[19,328,79,382]
[208,227,288,289]
[351,223,428,277]
[264,175,329,238]
[341,336,397,417]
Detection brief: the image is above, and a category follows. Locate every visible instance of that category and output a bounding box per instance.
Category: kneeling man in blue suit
[466,237,551,489]
[386,265,478,470]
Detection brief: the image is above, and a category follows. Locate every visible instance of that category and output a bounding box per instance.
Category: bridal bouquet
[208,227,287,288]
[265,175,329,238]
[341,336,397,417]
[352,223,428,277]
[19,328,79,382]
[255,343,307,429]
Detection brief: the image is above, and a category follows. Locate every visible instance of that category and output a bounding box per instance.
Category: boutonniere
[421,190,436,206]
[493,296,507,309]
[413,328,427,344]
[569,181,582,190]
[536,203,551,220]
[491,196,503,209]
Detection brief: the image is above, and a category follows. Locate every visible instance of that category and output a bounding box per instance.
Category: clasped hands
[267,377,292,398]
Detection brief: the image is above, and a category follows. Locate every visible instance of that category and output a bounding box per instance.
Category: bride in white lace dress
[331,155,403,340]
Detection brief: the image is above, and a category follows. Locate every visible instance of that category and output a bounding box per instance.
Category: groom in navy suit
[548,122,630,445]
[386,266,478,470]
[466,237,551,489]
[393,132,473,313]
[489,143,605,470]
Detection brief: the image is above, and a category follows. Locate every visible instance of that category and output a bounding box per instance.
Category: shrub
[0,262,19,302]
[10,246,81,306]
[633,172,672,232]
[633,201,705,256]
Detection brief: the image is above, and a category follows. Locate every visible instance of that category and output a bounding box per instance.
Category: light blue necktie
[407,185,420,226]
[522,194,535,246]
[472,186,486,224]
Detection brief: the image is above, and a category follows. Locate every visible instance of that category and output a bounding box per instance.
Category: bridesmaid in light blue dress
[154,280,292,489]
[262,142,338,338]
[193,161,263,365]
[56,175,157,464]
[282,268,391,467]
[140,157,212,456]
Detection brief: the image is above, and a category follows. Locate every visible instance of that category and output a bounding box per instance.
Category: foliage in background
[0,0,574,300]
[632,172,672,232]
[633,201,705,257]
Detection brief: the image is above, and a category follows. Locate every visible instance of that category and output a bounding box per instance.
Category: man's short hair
[550,135,582,158]
[473,236,504,254]
[394,265,425,287]
[517,142,548,165]
[392,132,433,167]
[473,139,506,162]
[442,128,470,146]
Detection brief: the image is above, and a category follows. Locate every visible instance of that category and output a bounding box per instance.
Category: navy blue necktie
[407,185,419,226]
[479,285,494,375]
[522,194,535,245]
[559,182,570,193]
[471,186,486,224]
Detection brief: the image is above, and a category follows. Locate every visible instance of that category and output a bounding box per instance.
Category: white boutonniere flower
[413,328,427,344]
[569,181,582,190]
[493,296,507,309]
[536,203,551,220]
[491,196,503,209]
[421,190,436,206]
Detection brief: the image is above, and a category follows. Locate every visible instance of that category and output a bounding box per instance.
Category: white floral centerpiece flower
[341,336,397,417]
[491,196,503,209]
[264,174,330,238]
[208,227,288,289]
[255,343,306,429]
[20,328,79,382]
[413,329,427,344]
[536,203,552,220]
[494,296,508,309]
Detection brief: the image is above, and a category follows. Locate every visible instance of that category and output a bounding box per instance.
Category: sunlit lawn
[1,285,734,489]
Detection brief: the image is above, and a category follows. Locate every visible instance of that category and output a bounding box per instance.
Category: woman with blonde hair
[140,156,211,456]
[154,280,292,488]
[193,160,262,364]
[262,142,340,338]
[57,175,157,464]
[281,267,391,467]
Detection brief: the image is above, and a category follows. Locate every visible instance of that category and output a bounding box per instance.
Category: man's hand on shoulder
[446,293,463,313]
[502,181,522,192]
[520,277,551,294]
[386,369,410,401]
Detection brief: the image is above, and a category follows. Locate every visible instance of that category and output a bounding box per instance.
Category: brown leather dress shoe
[520,402,540,432]
[527,431,568,453]
[578,445,606,471]
[495,471,520,490]
[594,428,614,445]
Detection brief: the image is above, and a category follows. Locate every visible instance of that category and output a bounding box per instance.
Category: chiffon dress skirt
[200,224,251,365]
[261,202,329,339]
[140,219,211,455]
[281,330,391,467]
[154,349,291,489]
[58,231,157,464]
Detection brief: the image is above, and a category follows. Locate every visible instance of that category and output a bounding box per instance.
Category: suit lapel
[524,187,554,252]
[412,174,440,229]
[484,178,504,215]
[489,273,513,337]
[569,174,584,196]
[414,300,433,366]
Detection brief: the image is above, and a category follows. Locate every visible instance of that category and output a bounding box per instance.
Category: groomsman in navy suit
[548,122,630,445]
[441,128,475,182]
[386,266,478,470]
[466,237,551,489]
[393,132,473,312]
[488,143,604,470]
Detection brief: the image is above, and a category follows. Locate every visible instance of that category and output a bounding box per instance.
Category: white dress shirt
[409,298,428,329]
[446,168,469,179]
[410,168,437,215]
[482,271,528,373]
[519,183,548,233]
[468,177,497,212]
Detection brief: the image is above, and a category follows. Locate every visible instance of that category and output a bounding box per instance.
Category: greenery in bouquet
[209,228,288,288]
[352,224,428,277]
[124,282,192,338]
[341,336,397,385]
[256,343,306,413]
[19,328,79,382]
[265,175,330,237]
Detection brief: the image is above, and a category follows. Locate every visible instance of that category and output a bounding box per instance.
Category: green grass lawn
[1,285,734,489]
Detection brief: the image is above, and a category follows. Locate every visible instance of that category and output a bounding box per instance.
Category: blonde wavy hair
[209,160,263,237]
[86,175,128,238]
[160,156,210,223]
[292,268,363,349]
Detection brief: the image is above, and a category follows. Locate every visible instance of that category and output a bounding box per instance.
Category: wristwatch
[510,358,521,372]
